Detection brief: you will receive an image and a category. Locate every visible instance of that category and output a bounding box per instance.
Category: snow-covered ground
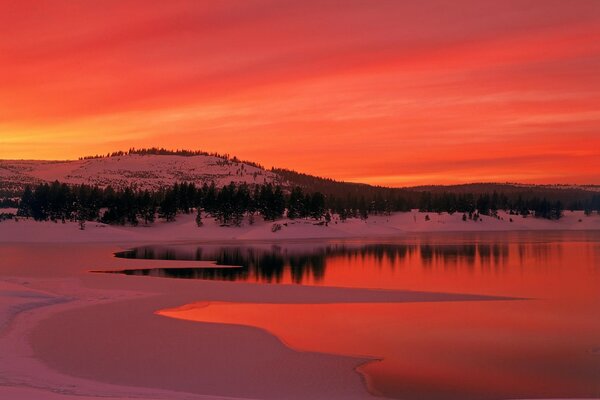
[1,210,598,244]
[3,242,481,400]
[0,154,283,192]
[1,211,598,400]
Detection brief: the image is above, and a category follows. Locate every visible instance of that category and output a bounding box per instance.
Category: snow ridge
[0,154,284,192]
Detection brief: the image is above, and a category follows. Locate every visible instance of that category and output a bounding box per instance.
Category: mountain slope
[0,152,597,210]
[0,154,283,193]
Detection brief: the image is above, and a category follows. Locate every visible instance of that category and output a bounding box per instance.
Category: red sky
[1,0,599,186]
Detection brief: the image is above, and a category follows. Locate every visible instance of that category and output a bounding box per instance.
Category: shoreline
[0,279,226,400]
[2,224,599,399]
[0,240,518,400]
[1,210,599,244]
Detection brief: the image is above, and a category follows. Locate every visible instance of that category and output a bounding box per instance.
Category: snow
[1,210,598,244]
[0,280,247,400]
[0,154,283,192]
[0,242,510,400]
[1,210,597,400]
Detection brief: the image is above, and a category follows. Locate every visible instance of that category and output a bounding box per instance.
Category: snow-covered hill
[0,154,284,192]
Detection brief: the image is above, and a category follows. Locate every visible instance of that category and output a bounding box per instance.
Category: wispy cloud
[1,0,599,184]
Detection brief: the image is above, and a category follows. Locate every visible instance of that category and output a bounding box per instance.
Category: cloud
[1,0,599,184]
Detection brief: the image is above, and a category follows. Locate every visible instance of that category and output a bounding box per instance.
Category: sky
[1,0,599,186]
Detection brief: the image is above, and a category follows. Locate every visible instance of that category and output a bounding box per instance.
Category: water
[109,232,600,399]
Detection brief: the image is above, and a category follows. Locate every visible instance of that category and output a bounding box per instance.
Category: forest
[13,180,600,227]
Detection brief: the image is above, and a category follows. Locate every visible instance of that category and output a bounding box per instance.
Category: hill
[273,169,598,210]
[0,149,598,211]
[0,153,283,195]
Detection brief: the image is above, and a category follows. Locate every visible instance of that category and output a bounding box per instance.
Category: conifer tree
[159,189,177,222]
[309,192,325,220]
[17,186,34,218]
[287,186,304,219]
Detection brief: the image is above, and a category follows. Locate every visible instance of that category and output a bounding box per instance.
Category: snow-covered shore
[1,210,599,400]
[0,240,513,400]
[1,210,599,244]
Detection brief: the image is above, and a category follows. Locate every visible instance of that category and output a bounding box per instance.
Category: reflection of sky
[155,233,600,399]
[111,232,600,297]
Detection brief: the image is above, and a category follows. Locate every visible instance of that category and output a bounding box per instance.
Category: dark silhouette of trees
[287,187,304,219]
[257,184,285,221]
[79,147,266,170]
[308,192,326,220]
[16,178,597,228]
[17,186,34,218]
[158,189,178,222]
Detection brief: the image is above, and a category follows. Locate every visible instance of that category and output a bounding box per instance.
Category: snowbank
[1,210,598,244]
[0,154,281,192]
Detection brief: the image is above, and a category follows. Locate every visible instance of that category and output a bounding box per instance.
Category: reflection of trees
[110,267,249,280]
[419,243,509,268]
[113,241,522,283]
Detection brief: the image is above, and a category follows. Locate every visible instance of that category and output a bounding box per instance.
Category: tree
[139,190,156,224]
[272,186,286,220]
[259,184,285,220]
[17,186,34,218]
[122,187,139,226]
[215,183,234,224]
[308,192,325,220]
[202,182,217,215]
[358,197,369,220]
[287,186,304,219]
[476,194,491,216]
[159,189,177,222]
[233,183,250,226]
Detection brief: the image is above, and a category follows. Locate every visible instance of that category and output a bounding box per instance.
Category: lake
[104,231,600,399]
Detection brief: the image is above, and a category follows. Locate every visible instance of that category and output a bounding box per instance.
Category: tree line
[274,168,600,217]
[14,180,600,227]
[15,181,327,227]
[78,147,265,170]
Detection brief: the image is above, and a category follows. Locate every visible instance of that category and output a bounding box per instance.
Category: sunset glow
[1,1,599,185]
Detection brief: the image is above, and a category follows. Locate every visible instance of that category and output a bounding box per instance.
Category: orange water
[156,232,600,399]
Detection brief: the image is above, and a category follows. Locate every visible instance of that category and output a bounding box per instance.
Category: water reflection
[110,240,540,284]
[107,233,600,399]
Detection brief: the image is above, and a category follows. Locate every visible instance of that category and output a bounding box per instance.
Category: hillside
[0,154,283,194]
[273,168,599,208]
[0,151,598,212]
[410,183,600,194]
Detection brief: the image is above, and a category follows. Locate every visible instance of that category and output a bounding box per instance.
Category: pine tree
[309,192,325,220]
[159,190,177,222]
[272,185,285,220]
[287,186,304,219]
[203,182,217,215]
[17,186,34,218]
[358,197,369,220]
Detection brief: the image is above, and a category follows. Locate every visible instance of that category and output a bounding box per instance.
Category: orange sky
[1,0,599,186]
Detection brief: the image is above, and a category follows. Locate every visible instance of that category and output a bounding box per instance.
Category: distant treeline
[274,168,600,214]
[78,147,266,170]
[16,181,326,226]
[14,180,600,226]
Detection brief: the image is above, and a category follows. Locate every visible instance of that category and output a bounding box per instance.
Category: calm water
[110,232,600,399]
